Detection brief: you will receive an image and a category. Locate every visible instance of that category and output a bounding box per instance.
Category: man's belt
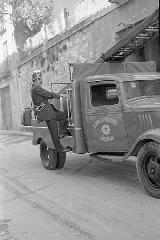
[35,103,46,112]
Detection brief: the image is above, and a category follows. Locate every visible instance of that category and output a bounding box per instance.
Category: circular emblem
[101,124,110,135]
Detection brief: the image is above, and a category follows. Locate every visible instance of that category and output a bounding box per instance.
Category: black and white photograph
[0,0,159,239]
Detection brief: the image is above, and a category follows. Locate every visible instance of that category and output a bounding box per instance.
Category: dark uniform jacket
[31,84,60,121]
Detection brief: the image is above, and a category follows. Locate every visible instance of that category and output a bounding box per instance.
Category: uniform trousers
[46,110,68,152]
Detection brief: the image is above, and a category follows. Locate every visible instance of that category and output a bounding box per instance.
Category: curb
[0,130,32,137]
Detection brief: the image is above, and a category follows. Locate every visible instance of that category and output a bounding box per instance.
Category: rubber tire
[56,151,66,169]
[40,140,57,170]
[137,141,160,198]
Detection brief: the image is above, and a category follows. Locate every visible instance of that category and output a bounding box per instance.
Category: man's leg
[56,110,68,134]
[46,119,64,151]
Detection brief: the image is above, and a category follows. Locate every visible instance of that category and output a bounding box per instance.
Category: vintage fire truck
[31,61,160,198]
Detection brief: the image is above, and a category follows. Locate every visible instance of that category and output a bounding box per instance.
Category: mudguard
[31,119,74,150]
[124,128,160,160]
[32,126,73,149]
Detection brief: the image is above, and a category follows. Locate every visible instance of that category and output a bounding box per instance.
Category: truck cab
[77,73,160,153]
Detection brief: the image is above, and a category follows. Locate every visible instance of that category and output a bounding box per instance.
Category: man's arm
[34,86,60,99]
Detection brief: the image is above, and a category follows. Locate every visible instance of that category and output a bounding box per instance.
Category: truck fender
[125,129,160,160]
[31,125,55,148]
[33,136,55,149]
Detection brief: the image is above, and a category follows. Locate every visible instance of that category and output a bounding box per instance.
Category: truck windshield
[123,79,160,101]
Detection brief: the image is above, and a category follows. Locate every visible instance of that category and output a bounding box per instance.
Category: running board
[90,153,137,162]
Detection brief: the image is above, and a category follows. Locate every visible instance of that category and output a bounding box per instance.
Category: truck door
[82,81,129,153]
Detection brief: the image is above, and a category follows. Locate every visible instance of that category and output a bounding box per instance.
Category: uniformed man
[30,70,68,152]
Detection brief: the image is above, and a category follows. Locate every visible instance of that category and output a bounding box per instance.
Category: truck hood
[132,110,160,132]
[126,97,160,108]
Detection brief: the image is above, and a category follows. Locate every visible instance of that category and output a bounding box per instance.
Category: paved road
[0,134,160,240]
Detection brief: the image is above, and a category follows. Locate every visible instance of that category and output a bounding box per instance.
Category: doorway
[0,86,13,129]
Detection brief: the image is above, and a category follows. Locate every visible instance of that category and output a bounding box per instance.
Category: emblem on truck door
[100,124,114,142]
[101,124,110,135]
[93,117,118,143]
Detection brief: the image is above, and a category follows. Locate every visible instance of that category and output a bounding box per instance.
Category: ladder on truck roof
[96,9,159,63]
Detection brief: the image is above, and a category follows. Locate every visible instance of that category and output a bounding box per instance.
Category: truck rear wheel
[40,140,57,170]
[56,152,66,169]
[137,141,160,198]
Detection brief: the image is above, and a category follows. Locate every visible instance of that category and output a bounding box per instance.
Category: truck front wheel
[40,140,57,170]
[137,142,160,198]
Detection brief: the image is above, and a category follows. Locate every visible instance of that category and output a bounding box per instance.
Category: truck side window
[91,84,119,107]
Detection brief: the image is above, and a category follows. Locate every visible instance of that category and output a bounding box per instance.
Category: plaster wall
[0,4,19,129]
[0,78,11,129]
[10,72,22,129]
[0,65,21,129]
[0,20,19,129]
[0,23,16,64]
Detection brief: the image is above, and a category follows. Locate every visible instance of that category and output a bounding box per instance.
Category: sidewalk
[0,126,33,137]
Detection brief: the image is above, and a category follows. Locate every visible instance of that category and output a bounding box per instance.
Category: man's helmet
[32,70,42,82]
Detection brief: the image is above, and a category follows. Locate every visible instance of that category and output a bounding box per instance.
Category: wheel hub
[147,161,160,184]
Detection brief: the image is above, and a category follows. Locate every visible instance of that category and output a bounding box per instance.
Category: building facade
[0,0,159,130]
[0,8,21,130]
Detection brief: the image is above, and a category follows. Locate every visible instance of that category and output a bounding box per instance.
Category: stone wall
[16,0,159,126]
